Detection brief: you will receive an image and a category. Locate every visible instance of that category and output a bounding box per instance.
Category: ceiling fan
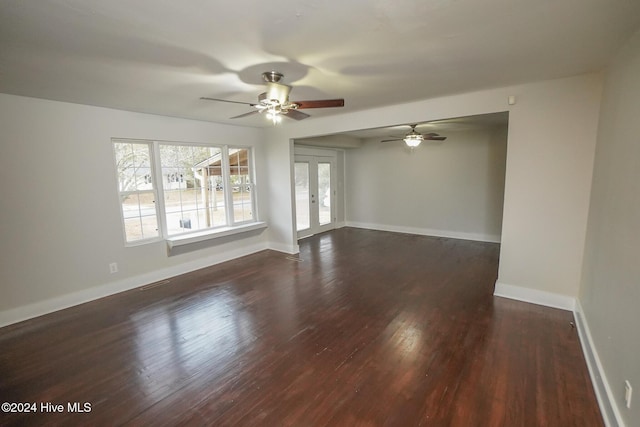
[381,124,447,147]
[201,71,345,124]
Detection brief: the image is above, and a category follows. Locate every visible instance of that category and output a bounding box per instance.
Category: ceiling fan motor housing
[260,82,291,106]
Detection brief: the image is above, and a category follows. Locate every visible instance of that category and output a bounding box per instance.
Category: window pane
[234,187,253,222]
[123,217,143,241]
[114,142,153,192]
[229,148,253,223]
[140,213,159,239]
[165,211,187,235]
[159,144,226,235]
[318,162,331,226]
[295,162,310,231]
[120,192,159,242]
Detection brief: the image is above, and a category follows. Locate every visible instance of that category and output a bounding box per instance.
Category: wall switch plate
[109,262,118,274]
[625,380,632,409]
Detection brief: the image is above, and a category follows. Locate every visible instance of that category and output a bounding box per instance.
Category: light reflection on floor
[131,288,257,402]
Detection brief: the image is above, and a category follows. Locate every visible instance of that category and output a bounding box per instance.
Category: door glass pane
[318,162,331,226]
[295,162,310,231]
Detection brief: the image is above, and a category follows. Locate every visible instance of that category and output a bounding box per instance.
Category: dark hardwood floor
[0,228,602,426]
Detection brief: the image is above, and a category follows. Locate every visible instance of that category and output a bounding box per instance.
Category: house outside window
[113,139,256,245]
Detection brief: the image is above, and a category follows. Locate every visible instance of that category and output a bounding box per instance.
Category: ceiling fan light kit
[403,134,423,147]
[201,71,344,125]
[265,108,283,124]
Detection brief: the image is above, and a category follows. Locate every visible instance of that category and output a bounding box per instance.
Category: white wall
[579,28,640,426]
[496,75,602,308]
[344,127,507,242]
[265,73,602,306]
[264,130,298,254]
[0,94,268,326]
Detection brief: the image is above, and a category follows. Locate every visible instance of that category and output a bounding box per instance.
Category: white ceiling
[1,1,639,127]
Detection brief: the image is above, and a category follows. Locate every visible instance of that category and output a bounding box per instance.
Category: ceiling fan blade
[284,109,310,120]
[425,136,447,141]
[201,97,257,107]
[230,110,260,119]
[381,138,403,143]
[293,99,345,109]
[423,132,441,137]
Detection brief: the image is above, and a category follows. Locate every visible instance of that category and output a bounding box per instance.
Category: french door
[295,155,336,239]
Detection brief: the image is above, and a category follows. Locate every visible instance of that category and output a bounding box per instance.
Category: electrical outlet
[109,262,118,274]
[625,380,632,409]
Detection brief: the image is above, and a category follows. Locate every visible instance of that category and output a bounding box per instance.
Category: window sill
[166,222,267,249]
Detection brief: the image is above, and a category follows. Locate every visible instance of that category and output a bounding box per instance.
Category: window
[113,140,257,245]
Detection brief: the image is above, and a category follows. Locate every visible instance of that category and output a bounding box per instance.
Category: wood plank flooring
[0,228,602,426]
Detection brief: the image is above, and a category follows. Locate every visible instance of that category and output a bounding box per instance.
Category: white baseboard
[493,281,576,311]
[268,241,299,254]
[345,221,501,243]
[574,300,625,427]
[0,242,270,328]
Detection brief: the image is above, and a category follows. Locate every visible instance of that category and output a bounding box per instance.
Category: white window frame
[113,138,262,247]
[113,140,163,246]
[225,146,257,226]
